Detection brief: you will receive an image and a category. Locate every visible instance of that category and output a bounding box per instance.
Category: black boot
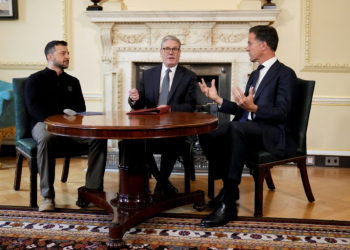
[163,179,178,194]
[207,187,240,208]
[207,188,225,208]
[201,201,237,227]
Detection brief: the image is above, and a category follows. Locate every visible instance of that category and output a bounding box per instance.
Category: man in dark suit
[128,35,197,195]
[198,25,299,226]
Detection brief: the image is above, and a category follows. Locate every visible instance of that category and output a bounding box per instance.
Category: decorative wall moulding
[0,0,71,70]
[301,0,350,73]
[312,97,350,106]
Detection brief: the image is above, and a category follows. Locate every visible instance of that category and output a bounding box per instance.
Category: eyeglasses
[162,47,180,54]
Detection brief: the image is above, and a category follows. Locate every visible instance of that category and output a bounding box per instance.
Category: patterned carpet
[0,206,349,249]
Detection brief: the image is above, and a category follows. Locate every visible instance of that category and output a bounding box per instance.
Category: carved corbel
[96,22,115,73]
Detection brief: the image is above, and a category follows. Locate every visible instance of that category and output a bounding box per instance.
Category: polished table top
[45,111,218,139]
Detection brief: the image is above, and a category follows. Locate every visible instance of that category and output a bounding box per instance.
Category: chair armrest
[0,89,13,101]
[0,90,14,116]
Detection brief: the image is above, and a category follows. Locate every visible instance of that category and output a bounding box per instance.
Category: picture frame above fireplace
[0,0,18,20]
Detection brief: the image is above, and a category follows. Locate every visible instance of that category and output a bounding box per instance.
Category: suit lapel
[152,65,162,104]
[168,65,184,101]
[253,60,280,101]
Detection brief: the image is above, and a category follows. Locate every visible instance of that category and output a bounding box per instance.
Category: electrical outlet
[325,156,339,166]
[306,156,315,165]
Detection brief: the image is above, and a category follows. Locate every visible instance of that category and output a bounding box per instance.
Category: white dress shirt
[159,63,178,94]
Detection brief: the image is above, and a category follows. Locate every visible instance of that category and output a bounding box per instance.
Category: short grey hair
[161,35,181,49]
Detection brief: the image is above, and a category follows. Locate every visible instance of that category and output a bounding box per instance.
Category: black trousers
[199,121,266,184]
[145,137,184,182]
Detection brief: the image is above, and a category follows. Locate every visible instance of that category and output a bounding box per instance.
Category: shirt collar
[162,63,178,74]
[44,67,65,77]
[261,57,277,70]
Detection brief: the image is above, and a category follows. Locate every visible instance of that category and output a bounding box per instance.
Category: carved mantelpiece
[85,10,280,114]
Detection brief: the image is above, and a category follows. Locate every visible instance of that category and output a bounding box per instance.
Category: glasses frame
[162,47,181,54]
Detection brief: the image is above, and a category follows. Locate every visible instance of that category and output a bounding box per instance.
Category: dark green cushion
[245,148,304,165]
[16,138,38,156]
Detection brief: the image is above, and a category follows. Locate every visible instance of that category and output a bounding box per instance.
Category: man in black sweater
[25,41,107,212]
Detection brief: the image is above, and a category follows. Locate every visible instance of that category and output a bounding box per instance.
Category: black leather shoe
[163,179,178,194]
[207,188,240,208]
[201,202,237,227]
[154,182,163,194]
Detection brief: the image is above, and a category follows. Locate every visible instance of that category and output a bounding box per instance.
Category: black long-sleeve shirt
[25,67,86,130]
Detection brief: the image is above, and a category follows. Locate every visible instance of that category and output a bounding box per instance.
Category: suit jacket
[220,60,299,158]
[130,65,197,112]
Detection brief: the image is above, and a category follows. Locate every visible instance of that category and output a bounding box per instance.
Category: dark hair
[44,40,68,59]
[249,26,278,52]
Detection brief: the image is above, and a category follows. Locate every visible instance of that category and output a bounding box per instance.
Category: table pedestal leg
[76,139,206,249]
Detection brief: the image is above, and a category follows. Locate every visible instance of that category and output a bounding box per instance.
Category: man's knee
[37,131,56,145]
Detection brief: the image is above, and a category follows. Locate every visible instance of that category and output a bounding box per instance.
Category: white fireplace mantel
[85,10,281,23]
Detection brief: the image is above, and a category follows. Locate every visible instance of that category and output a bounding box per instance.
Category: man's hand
[198,78,223,105]
[129,88,139,102]
[232,86,258,113]
[157,105,168,108]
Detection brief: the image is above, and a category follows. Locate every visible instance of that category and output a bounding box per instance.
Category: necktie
[158,68,171,106]
[239,64,265,122]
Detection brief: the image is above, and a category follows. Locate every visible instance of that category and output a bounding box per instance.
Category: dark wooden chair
[208,78,316,217]
[12,77,89,207]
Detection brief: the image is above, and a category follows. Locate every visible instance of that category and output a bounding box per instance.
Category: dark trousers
[145,137,184,182]
[199,121,266,184]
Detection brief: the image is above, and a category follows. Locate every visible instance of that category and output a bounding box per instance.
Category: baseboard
[2,147,348,169]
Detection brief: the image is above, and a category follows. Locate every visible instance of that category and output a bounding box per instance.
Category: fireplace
[84,9,281,168]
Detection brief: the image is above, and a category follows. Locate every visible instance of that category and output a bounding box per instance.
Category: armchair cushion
[16,138,38,156]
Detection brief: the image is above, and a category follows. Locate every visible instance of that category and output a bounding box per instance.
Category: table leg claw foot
[106,239,125,249]
[107,222,125,249]
[193,201,207,211]
[76,198,90,208]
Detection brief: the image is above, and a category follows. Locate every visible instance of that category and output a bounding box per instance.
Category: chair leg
[28,157,38,208]
[61,157,70,183]
[252,166,266,217]
[265,168,275,190]
[296,159,315,202]
[13,150,24,190]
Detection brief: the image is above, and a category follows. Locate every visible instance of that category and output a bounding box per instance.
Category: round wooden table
[45,111,218,248]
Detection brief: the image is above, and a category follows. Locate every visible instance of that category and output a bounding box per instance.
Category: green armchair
[207,78,316,217]
[12,77,89,207]
[0,80,16,168]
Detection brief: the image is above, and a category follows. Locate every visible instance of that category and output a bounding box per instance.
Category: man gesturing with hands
[198,25,299,227]
[127,35,197,195]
